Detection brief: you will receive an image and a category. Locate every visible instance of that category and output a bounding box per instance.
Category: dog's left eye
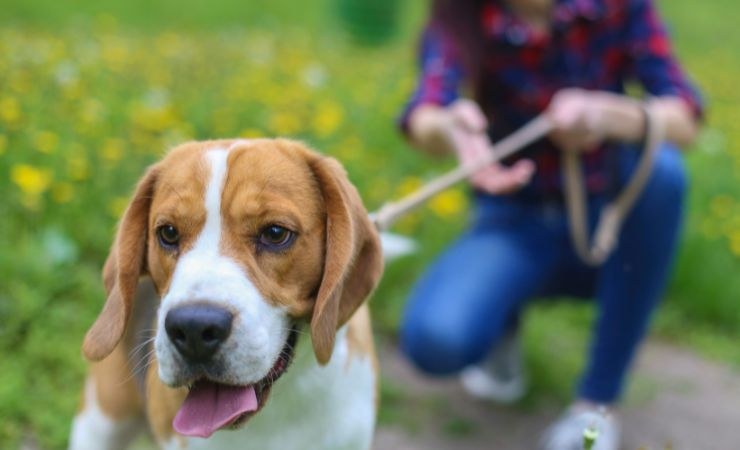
[258,225,295,250]
[157,224,180,249]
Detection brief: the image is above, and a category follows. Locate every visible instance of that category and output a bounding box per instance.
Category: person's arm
[548,0,703,152]
[620,0,702,147]
[547,89,699,152]
[401,26,534,193]
[400,25,465,156]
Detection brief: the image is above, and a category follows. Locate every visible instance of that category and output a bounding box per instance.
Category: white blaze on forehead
[155,146,290,386]
[197,148,230,255]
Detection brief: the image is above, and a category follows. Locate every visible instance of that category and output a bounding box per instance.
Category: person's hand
[546,88,613,152]
[444,99,535,194]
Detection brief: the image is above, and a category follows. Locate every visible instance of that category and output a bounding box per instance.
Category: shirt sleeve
[398,24,466,134]
[625,0,704,118]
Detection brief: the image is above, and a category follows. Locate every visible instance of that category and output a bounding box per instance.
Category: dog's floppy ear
[309,156,383,365]
[82,164,159,361]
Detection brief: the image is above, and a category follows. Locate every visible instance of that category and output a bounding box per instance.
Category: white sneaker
[460,329,527,404]
[539,405,620,450]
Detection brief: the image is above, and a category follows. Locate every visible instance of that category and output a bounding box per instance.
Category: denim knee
[400,314,483,375]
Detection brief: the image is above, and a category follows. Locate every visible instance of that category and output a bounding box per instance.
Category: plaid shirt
[400,0,703,197]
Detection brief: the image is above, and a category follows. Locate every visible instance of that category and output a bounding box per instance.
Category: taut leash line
[371,115,553,232]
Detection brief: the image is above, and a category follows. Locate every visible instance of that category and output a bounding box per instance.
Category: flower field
[0,0,738,448]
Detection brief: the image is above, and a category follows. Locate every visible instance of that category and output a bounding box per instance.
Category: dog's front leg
[68,346,145,450]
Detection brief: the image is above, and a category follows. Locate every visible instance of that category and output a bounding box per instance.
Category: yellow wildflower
[130,103,177,133]
[102,39,129,71]
[108,196,130,218]
[67,155,90,181]
[710,194,734,219]
[156,32,184,59]
[269,112,302,136]
[146,66,172,86]
[332,136,363,162]
[397,176,423,197]
[429,189,467,219]
[48,38,67,61]
[396,212,421,235]
[258,85,284,105]
[9,74,32,94]
[700,218,719,240]
[80,99,105,125]
[240,128,264,139]
[62,82,82,100]
[0,96,21,125]
[102,138,124,162]
[730,230,740,257]
[51,182,74,204]
[313,101,344,138]
[11,164,53,196]
[33,131,59,154]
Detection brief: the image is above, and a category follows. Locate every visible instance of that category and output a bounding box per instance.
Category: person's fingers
[471,160,535,194]
[449,123,536,194]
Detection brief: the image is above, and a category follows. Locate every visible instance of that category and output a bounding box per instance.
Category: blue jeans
[400,144,687,403]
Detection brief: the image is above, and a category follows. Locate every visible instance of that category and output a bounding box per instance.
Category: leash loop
[563,102,663,266]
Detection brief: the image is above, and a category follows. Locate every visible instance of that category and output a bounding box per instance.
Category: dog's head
[82,139,383,437]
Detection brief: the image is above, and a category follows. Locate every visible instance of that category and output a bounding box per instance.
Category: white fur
[162,328,376,450]
[155,148,289,387]
[68,378,142,450]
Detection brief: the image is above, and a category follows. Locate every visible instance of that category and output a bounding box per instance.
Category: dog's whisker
[117,347,157,387]
[126,337,157,367]
[129,336,156,356]
[280,326,309,337]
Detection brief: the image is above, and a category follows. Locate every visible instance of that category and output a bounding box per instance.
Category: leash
[563,103,663,265]
[371,115,552,231]
[371,105,661,266]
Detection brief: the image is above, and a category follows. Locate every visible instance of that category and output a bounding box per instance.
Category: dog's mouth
[172,326,299,438]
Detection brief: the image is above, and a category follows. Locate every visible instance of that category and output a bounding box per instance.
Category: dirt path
[123,340,738,450]
[373,341,740,450]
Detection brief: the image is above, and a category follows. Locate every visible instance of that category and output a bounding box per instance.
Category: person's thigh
[400,209,556,375]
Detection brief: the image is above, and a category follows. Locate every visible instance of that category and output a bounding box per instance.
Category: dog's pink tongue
[173,381,258,438]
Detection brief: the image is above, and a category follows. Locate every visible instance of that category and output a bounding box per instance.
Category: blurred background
[0,0,738,448]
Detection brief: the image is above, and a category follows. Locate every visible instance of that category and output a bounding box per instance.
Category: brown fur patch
[89,343,143,420]
[219,140,327,318]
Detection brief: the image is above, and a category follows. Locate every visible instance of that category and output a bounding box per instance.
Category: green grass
[1,0,739,448]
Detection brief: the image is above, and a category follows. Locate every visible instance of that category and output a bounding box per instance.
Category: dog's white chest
[164,331,376,450]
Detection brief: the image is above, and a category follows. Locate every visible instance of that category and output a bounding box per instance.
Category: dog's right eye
[257,224,295,251]
[157,224,180,248]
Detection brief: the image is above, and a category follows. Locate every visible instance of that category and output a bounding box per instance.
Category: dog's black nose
[165,305,233,362]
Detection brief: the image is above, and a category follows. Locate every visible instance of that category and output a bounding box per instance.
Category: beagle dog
[69,139,384,450]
